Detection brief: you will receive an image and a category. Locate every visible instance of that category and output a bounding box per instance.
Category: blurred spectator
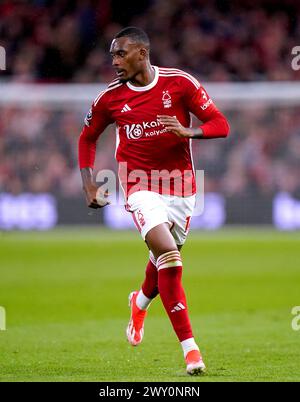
[1,1,300,200]
[1,0,300,82]
[0,103,300,198]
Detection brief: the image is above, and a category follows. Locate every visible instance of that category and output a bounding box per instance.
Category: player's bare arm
[158,115,203,138]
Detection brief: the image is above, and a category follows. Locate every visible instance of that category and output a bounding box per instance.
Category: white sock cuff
[157,250,182,271]
[136,289,152,310]
[181,337,199,358]
[149,251,157,267]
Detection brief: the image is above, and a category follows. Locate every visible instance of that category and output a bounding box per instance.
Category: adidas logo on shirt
[171,302,186,313]
[121,104,132,113]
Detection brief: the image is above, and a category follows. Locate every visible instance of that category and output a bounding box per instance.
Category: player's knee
[146,223,177,256]
[151,245,177,261]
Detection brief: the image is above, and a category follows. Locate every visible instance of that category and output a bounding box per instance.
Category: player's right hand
[84,184,110,209]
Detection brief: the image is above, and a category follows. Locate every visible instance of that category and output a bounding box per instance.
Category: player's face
[110,37,145,83]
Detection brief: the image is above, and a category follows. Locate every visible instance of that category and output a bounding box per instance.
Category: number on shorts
[184,216,191,233]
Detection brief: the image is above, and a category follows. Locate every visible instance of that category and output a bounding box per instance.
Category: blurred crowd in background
[1,0,300,200]
[1,0,300,83]
[1,104,300,198]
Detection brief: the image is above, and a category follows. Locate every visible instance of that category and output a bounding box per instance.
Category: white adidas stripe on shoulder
[159,72,200,89]
[108,78,121,88]
[159,68,201,89]
[94,81,123,106]
[159,66,200,80]
[159,67,200,89]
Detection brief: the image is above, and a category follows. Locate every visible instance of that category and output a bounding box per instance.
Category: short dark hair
[114,27,150,49]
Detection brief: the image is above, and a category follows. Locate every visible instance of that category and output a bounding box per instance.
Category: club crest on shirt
[162,90,172,108]
[84,108,93,126]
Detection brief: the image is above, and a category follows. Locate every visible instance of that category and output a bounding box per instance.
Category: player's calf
[156,250,206,374]
[141,254,159,300]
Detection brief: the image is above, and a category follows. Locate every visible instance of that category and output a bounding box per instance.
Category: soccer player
[78,27,229,375]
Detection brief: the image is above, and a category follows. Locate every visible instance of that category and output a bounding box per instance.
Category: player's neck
[129,64,155,87]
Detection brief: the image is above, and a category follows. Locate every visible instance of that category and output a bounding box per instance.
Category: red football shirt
[79,66,229,198]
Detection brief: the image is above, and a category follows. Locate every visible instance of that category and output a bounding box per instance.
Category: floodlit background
[0,0,300,230]
[0,0,300,382]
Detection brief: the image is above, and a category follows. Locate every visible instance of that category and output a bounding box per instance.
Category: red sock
[141,259,159,299]
[157,251,193,342]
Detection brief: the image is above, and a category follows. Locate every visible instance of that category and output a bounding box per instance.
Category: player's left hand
[158,115,193,138]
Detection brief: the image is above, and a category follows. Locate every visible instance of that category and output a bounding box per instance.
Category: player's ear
[139,48,148,60]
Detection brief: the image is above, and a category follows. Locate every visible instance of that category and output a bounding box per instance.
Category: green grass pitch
[0,228,299,382]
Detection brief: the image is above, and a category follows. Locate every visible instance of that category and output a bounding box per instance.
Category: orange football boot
[126,291,147,346]
[185,349,206,375]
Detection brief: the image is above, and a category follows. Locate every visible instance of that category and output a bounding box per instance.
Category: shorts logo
[162,90,172,108]
[124,123,144,139]
[137,210,145,227]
